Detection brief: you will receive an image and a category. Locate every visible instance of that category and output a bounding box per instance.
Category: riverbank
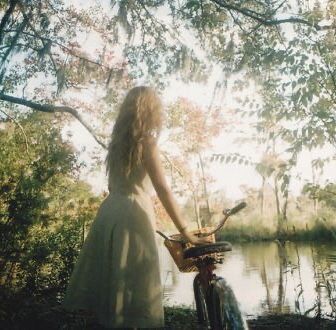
[166,307,336,329]
[216,220,336,243]
[1,289,335,329]
[165,307,336,329]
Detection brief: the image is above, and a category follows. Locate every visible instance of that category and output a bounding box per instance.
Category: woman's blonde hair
[106,86,163,179]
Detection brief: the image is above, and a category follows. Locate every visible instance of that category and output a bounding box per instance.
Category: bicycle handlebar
[198,201,247,237]
[224,202,247,216]
[156,201,247,241]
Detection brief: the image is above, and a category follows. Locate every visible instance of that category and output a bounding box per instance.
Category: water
[158,240,336,319]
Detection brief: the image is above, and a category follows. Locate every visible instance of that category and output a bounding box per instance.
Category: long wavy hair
[106,86,163,179]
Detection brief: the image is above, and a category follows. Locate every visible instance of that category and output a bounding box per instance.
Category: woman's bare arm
[143,137,209,244]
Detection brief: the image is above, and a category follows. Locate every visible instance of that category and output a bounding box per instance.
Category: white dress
[63,165,164,328]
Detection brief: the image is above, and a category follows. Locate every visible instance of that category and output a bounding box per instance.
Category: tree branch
[137,0,185,45]
[0,0,19,44]
[210,0,334,31]
[0,93,107,149]
[316,43,336,97]
[161,151,197,194]
[0,17,28,72]
[18,4,59,75]
[3,29,110,70]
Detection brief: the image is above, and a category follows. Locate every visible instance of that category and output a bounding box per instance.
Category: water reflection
[159,240,336,319]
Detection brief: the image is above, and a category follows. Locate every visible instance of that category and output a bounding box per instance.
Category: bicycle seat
[183,241,232,259]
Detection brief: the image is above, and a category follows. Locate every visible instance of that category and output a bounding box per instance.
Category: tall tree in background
[163,97,225,227]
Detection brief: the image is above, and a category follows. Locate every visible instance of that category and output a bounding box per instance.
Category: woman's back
[108,162,152,197]
[63,156,164,328]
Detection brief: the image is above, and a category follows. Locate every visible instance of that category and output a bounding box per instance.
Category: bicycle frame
[157,202,248,330]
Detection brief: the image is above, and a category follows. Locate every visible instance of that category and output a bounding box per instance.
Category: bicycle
[157,202,248,330]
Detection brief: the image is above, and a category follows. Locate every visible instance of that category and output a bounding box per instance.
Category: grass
[0,287,201,329]
[1,288,335,329]
[164,306,199,329]
[216,214,336,243]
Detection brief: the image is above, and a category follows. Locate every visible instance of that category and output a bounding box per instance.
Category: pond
[158,241,336,320]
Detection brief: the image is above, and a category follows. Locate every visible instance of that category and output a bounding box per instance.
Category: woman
[63,86,208,328]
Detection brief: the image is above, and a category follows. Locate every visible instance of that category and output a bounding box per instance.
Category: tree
[0,112,100,288]
[303,182,336,210]
[163,97,225,227]
[1,0,335,152]
[0,0,133,147]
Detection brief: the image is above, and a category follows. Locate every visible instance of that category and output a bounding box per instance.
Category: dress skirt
[63,192,164,328]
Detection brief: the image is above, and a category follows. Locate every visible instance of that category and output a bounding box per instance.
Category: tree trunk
[192,192,201,229]
[282,191,289,232]
[198,153,211,226]
[311,160,319,214]
[260,176,266,216]
[274,176,282,235]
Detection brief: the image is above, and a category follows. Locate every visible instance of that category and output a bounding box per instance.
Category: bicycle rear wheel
[209,276,247,330]
[193,274,211,328]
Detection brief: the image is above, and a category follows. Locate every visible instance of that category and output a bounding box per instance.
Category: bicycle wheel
[209,276,247,330]
[193,274,211,328]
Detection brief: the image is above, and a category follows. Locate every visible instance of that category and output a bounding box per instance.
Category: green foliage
[211,153,252,166]
[164,306,198,329]
[212,184,336,243]
[16,218,83,292]
[0,113,76,254]
[217,217,336,243]
[303,182,336,210]
[0,112,101,292]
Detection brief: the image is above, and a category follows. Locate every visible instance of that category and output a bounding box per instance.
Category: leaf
[301,95,308,108]
[185,0,200,10]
